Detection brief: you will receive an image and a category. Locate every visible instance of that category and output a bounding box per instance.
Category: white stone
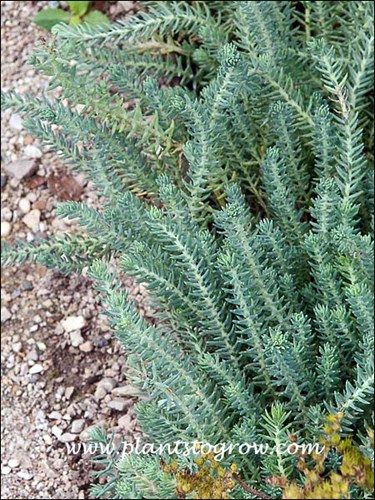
[26,192,37,202]
[61,315,86,333]
[98,378,117,393]
[1,307,12,323]
[1,466,11,475]
[43,434,53,445]
[1,221,11,237]
[119,1,135,12]
[24,145,42,159]
[70,330,84,347]
[29,364,43,375]
[1,207,13,221]
[9,113,23,130]
[18,198,31,214]
[26,349,38,361]
[94,386,107,401]
[75,103,85,114]
[118,414,132,429]
[112,385,139,397]
[22,209,41,232]
[71,419,85,434]
[12,342,22,353]
[54,324,64,336]
[108,399,129,412]
[51,425,63,438]
[65,386,75,400]
[48,411,62,420]
[58,433,76,443]
[16,471,33,480]
[79,340,93,353]
[4,158,38,180]
[8,458,20,469]
[35,409,45,421]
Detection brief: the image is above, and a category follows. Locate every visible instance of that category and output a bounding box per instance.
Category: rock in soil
[1,307,12,323]
[4,158,38,180]
[22,209,41,232]
[23,145,42,159]
[1,221,12,237]
[9,113,23,131]
[1,2,139,500]
[61,315,86,333]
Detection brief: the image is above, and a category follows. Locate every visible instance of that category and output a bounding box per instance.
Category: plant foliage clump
[1,1,374,498]
[34,1,109,32]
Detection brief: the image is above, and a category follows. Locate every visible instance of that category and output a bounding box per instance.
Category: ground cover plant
[34,1,109,31]
[1,1,374,498]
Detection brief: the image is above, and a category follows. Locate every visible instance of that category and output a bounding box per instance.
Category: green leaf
[83,10,110,26]
[67,1,90,16]
[34,8,71,31]
[69,14,82,25]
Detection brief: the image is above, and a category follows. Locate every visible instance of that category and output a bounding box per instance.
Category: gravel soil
[1,2,145,498]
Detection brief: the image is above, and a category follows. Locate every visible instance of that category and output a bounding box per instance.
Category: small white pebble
[61,315,86,333]
[37,342,47,351]
[29,364,43,375]
[12,342,22,353]
[1,307,12,323]
[65,386,74,400]
[22,209,41,233]
[79,341,93,353]
[8,458,20,469]
[43,434,53,445]
[58,433,76,443]
[9,113,23,131]
[51,426,63,439]
[18,198,31,214]
[1,221,12,237]
[24,144,42,159]
[71,419,85,434]
[16,471,33,480]
[70,331,84,347]
[1,207,13,222]
[48,411,62,420]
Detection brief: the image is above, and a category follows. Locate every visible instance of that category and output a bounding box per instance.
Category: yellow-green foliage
[162,450,238,499]
[280,413,374,499]
[162,415,374,499]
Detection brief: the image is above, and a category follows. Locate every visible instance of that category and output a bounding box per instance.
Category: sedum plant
[34,1,109,32]
[1,1,374,498]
